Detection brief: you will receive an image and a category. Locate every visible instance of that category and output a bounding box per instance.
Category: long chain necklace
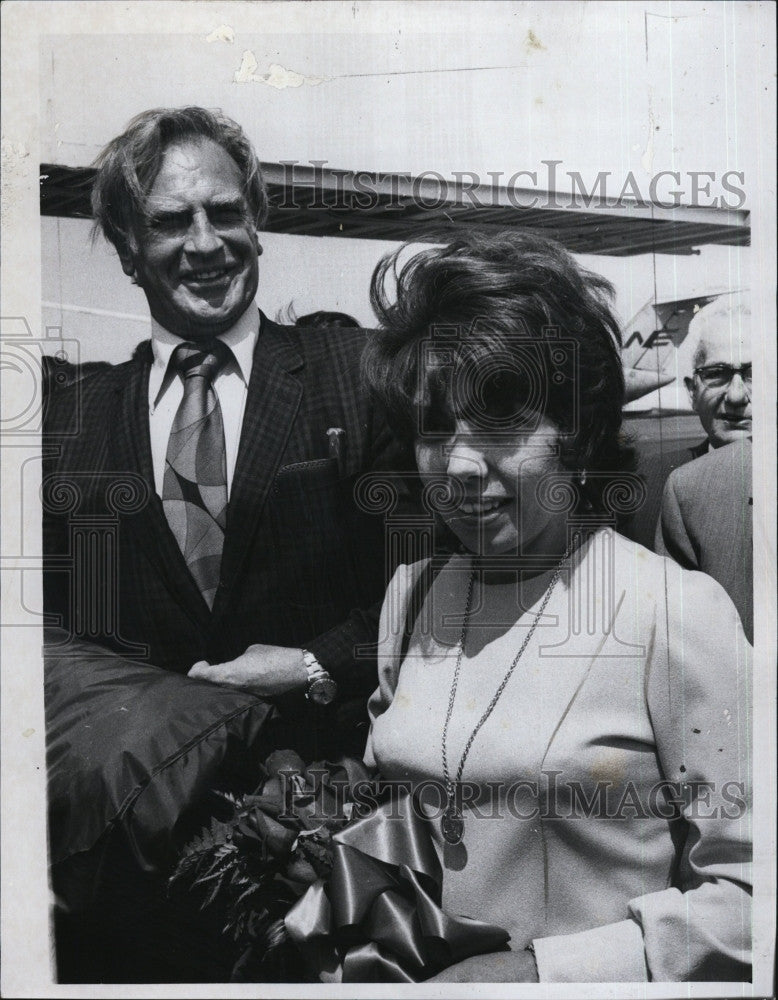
[440,547,571,846]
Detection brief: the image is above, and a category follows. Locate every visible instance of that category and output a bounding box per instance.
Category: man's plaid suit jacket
[42,316,398,707]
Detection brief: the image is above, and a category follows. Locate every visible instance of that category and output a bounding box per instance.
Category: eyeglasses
[693,363,752,389]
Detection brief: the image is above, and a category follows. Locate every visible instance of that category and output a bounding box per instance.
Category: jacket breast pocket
[273,457,341,507]
[266,458,358,604]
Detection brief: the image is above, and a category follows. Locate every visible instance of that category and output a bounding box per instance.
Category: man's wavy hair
[91,106,269,259]
[363,230,632,514]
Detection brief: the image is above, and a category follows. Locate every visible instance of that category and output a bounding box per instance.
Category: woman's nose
[445,436,487,480]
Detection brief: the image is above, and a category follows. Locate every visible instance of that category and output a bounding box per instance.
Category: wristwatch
[301,649,338,706]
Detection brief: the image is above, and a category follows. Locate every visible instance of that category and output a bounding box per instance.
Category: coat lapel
[214,317,304,615]
[108,351,210,621]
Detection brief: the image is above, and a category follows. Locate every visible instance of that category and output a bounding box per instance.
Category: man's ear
[119,251,139,283]
[255,231,263,257]
[683,376,695,405]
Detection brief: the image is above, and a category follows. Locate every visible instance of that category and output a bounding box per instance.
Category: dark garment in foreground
[656,438,753,643]
[45,630,275,982]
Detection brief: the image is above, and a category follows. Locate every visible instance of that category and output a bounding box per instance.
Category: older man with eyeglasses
[683,295,752,449]
[654,294,753,642]
[620,293,753,548]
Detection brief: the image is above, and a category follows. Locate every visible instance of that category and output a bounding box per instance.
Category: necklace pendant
[441,802,465,845]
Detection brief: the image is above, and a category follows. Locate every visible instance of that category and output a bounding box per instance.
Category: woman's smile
[452,495,512,525]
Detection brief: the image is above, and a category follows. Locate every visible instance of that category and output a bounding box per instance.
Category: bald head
[685,293,752,448]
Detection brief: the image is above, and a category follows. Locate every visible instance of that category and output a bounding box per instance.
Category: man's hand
[189,644,308,697]
[426,948,539,983]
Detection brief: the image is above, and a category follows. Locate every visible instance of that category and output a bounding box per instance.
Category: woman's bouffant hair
[91,106,268,260]
[363,230,632,513]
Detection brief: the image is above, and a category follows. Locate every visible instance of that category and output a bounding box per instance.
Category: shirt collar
[149,304,260,403]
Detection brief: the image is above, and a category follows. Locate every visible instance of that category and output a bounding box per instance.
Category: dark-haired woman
[358,232,751,982]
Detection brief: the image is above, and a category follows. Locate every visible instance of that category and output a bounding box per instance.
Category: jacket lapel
[108,352,210,621]
[214,316,304,615]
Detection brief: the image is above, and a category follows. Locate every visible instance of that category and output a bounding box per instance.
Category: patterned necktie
[162,340,231,609]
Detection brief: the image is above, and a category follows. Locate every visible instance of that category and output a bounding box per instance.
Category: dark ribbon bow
[285,793,510,982]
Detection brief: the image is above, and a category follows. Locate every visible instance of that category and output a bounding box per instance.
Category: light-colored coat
[656,438,753,643]
[365,530,752,982]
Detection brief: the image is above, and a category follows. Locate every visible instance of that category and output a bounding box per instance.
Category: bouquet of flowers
[168,749,371,981]
[170,748,510,983]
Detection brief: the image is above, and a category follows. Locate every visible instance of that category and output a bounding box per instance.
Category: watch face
[308,676,338,706]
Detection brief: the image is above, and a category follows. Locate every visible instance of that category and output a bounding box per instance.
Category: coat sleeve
[655,470,698,569]
[532,566,752,982]
[304,601,383,697]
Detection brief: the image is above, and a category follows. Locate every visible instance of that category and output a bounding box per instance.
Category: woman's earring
[578,470,593,511]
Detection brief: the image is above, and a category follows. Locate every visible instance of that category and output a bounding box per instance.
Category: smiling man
[122,139,262,337]
[42,106,402,984]
[43,107,395,743]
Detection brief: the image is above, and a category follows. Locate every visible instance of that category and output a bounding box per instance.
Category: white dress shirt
[148,304,259,498]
